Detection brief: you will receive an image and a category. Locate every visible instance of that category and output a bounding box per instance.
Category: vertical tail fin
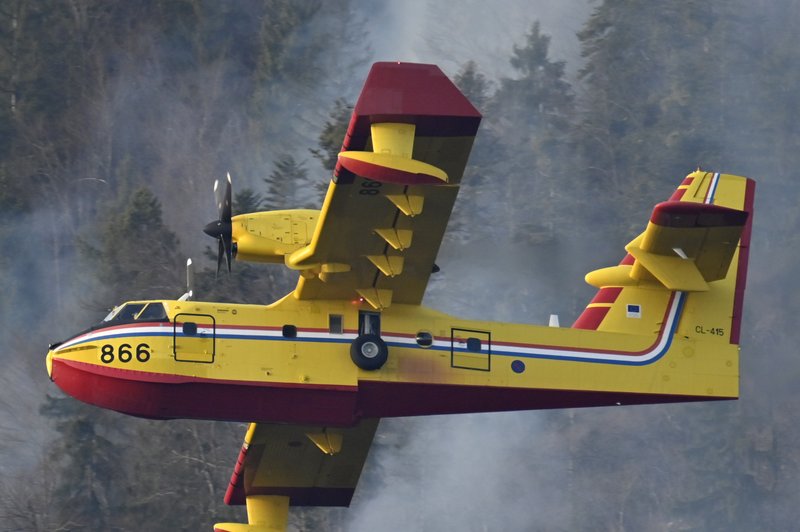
[574,171,755,347]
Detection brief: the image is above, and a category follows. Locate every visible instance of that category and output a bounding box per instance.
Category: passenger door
[173,313,216,363]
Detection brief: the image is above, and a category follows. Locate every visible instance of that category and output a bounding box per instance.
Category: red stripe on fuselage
[572,306,610,330]
[590,287,623,304]
[571,286,621,331]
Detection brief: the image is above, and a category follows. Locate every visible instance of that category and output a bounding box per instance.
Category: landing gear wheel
[350,334,388,370]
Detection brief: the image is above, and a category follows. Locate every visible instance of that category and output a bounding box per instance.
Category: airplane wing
[287,62,482,309]
[223,420,379,507]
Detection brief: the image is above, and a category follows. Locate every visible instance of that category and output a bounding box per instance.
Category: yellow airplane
[45,62,754,531]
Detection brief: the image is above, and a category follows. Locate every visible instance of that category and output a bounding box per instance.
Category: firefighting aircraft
[46,62,754,531]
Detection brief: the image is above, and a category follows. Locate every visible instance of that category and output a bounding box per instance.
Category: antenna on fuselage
[178,258,195,301]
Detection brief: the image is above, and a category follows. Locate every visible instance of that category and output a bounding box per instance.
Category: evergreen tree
[80,187,184,308]
[310,98,353,172]
[233,187,263,214]
[446,61,494,244]
[39,396,125,530]
[262,154,307,210]
[309,98,352,206]
[453,60,491,112]
[575,1,734,221]
[488,21,575,244]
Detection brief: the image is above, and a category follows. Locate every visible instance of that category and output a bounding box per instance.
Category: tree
[233,187,263,214]
[453,60,491,112]
[488,21,575,244]
[310,98,352,172]
[79,187,184,308]
[38,395,125,530]
[262,154,307,210]
[445,61,494,244]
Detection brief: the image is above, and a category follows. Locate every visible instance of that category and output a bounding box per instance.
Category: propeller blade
[221,172,232,223]
[216,238,225,278]
[222,233,232,273]
[207,172,235,277]
[213,179,223,220]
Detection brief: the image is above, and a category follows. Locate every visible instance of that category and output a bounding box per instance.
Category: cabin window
[329,315,343,335]
[466,337,482,352]
[282,325,297,338]
[416,331,434,348]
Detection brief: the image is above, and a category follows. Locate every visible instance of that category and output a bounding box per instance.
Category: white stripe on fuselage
[58,292,684,367]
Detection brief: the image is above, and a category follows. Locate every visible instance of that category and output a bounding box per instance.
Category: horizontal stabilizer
[625,201,748,290]
[626,244,709,291]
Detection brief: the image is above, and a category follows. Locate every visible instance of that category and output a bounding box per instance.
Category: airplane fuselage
[47,290,738,426]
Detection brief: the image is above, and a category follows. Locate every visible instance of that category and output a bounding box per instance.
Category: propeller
[203,172,233,276]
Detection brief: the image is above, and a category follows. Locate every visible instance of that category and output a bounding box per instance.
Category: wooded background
[1,1,798,530]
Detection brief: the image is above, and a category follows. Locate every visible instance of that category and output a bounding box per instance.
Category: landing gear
[350,334,388,370]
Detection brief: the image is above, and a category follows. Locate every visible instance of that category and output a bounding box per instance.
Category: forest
[1,0,799,530]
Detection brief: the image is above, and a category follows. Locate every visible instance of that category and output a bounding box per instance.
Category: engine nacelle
[231,209,319,264]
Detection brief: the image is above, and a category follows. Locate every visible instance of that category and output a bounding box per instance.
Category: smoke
[360,0,589,80]
[9,0,800,529]
[346,413,573,531]
[0,203,88,476]
[312,3,597,530]
[332,2,800,531]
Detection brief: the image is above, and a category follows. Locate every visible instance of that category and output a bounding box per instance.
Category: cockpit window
[102,307,120,322]
[114,303,146,321]
[136,303,168,321]
[101,302,168,324]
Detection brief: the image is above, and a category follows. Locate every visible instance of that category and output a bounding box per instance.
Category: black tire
[350,334,388,370]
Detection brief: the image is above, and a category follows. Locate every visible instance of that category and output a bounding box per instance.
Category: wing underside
[290,63,482,308]
[224,420,379,507]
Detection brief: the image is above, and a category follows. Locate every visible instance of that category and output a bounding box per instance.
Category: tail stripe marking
[704,172,721,204]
